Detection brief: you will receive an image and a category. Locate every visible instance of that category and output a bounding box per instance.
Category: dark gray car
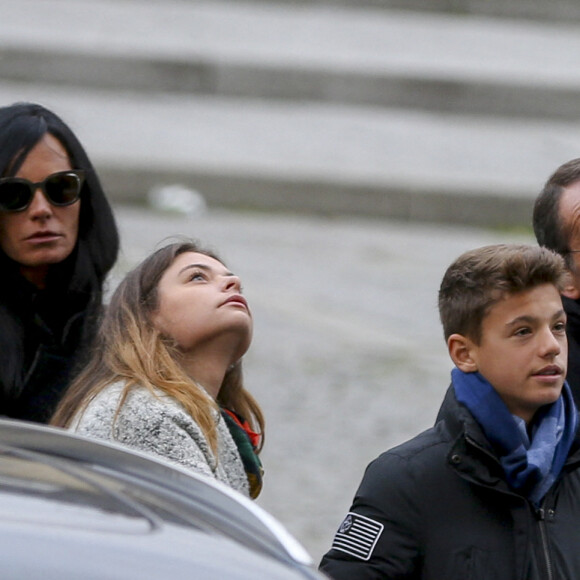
[0,418,325,579]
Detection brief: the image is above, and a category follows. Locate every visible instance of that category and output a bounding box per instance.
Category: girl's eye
[554,321,566,333]
[189,271,206,282]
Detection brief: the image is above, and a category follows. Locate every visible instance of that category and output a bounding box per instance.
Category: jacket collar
[438,384,493,450]
[438,383,580,487]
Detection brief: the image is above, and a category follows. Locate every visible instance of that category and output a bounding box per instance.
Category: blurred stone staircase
[252,0,580,22]
[0,0,579,226]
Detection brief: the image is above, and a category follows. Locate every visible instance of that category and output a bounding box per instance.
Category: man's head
[533,158,580,298]
[439,244,568,422]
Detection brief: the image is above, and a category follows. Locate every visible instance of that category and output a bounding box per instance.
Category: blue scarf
[452,368,578,506]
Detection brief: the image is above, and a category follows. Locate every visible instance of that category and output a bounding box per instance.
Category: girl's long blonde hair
[51,240,264,454]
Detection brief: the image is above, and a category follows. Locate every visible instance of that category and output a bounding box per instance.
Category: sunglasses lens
[0,181,32,211]
[45,173,82,205]
[0,171,83,212]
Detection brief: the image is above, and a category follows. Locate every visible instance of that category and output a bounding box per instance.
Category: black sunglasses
[0,170,85,212]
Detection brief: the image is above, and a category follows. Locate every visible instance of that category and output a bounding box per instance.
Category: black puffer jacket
[320,386,580,580]
[562,295,580,408]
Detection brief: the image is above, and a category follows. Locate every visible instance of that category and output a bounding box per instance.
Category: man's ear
[561,270,580,299]
[448,333,478,373]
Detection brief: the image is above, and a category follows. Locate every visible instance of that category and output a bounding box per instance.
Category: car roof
[0,418,322,579]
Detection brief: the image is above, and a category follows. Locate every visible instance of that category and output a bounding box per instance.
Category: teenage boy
[320,244,580,580]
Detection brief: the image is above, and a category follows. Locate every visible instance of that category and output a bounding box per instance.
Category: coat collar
[438,383,580,489]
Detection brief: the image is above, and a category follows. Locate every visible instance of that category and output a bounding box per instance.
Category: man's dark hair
[533,158,580,269]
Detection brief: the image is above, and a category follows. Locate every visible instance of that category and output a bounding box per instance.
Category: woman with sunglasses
[51,240,264,498]
[0,102,119,422]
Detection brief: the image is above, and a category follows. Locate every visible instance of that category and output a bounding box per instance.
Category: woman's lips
[25,231,63,243]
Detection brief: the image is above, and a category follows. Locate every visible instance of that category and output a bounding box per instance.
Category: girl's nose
[224,275,242,291]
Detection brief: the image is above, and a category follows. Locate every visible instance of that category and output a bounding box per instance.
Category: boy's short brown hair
[438,244,568,343]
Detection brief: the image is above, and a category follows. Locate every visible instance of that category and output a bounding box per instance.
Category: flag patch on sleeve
[330,512,384,561]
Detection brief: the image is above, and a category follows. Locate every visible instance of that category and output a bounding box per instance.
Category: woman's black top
[0,268,99,423]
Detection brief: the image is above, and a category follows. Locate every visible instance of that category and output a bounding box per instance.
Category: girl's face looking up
[0,134,81,288]
[152,251,253,365]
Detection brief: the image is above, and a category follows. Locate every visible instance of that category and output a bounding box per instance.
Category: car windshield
[0,452,155,532]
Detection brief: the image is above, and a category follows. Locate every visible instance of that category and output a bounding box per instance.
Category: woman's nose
[28,188,52,218]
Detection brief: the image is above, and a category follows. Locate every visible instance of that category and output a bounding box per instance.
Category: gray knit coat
[71,381,250,496]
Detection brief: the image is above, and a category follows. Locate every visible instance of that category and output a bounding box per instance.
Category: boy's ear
[447,333,478,373]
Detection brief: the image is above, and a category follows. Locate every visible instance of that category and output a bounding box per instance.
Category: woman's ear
[447,333,478,373]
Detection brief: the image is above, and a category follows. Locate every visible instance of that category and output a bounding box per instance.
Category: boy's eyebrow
[505,309,566,327]
[178,263,234,277]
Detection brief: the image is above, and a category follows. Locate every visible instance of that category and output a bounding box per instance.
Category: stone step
[2,0,579,227]
[0,80,577,228]
[249,0,580,22]
[1,0,580,119]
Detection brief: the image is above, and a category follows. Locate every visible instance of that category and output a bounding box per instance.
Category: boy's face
[457,283,567,423]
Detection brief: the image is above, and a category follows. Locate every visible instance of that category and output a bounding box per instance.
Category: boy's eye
[514,327,531,337]
[554,321,567,333]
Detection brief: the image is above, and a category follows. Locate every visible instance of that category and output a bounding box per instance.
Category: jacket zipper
[463,434,557,580]
[536,506,553,580]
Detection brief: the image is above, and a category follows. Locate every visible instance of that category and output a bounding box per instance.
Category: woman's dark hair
[0,102,119,398]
